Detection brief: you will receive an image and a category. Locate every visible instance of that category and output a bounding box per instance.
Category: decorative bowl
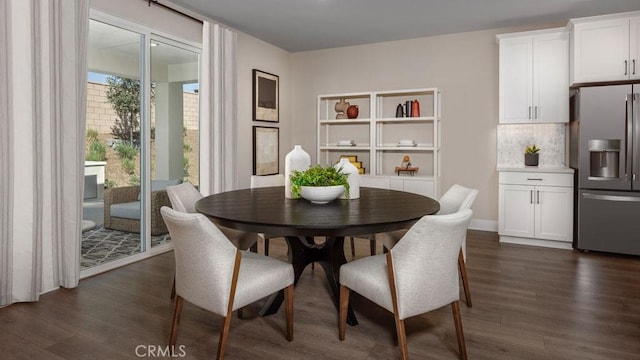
[300,185,345,204]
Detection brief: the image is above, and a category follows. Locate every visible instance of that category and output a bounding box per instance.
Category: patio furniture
[103,179,181,235]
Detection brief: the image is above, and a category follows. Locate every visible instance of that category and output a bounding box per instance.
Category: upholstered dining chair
[166,182,259,252]
[374,184,478,307]
[250,174,285,256]
[161,207,294,360]
[166,182,259,300]
[339,209,473,360]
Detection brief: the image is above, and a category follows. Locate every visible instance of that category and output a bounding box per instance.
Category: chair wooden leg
[169,296,183,346]
[339,285,349,341]
[349,237,356,258]
[369,236,376,256]
[264,237,270,256]
[216,315,232,360]
[284,284,294,341]
[451,301,468,360]
[458,249,472,308]
[394,317,408,360]
[170,275,176,300]
[218,251,242,360]
[385,251,407,360]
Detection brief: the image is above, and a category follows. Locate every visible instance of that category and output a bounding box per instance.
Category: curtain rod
[146,0,203,24]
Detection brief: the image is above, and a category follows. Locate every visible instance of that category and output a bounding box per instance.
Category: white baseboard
[499,235,573,250]
[469,219,497,232]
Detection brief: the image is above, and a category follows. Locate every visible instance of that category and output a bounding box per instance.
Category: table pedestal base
[259,235,358,326]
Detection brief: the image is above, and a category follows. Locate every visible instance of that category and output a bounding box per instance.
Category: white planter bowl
[300,185,345,204]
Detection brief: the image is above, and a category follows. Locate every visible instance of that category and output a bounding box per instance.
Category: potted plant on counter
[525,145,540,166]
[290,165,350,204]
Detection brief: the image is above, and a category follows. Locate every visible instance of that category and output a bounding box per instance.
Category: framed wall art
[253,126,279,175]
[253,69,279,122]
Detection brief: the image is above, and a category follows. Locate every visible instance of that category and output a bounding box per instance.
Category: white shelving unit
[317,88,440,198]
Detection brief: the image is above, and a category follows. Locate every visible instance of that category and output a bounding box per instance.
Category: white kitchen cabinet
[498,28,569,124]
[498,171,574,248]
[318,88,440,198]
[570,12,640,83]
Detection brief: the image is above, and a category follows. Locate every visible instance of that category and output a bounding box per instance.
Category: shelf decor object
[335,98,350,119]
[347,105,359,119]
[395,104,404,117]
[317,88,441,198]
[253,126,279,175]
[253,69,279,122]
[395,155,419,175]
[411,99,420,117]
[340,155,365,174]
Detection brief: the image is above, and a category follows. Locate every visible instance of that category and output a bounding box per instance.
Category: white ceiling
[167,0,640,52]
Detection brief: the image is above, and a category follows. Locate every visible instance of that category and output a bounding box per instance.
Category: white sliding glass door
[81,13,200,276]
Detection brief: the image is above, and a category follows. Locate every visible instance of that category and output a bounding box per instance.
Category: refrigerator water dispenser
[588,139,620,178]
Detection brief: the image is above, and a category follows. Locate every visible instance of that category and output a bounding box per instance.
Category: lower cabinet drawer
[499,171,573,187]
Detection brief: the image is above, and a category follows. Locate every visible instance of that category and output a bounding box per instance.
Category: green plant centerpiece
[524,144,540,166]
[289,164,350,200]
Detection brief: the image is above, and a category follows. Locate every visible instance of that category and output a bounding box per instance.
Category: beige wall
[236,32,292,189]
[91,0,564,226]
[290,24,561,228]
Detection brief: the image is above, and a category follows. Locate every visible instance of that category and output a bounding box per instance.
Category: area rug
[81,226,171,269]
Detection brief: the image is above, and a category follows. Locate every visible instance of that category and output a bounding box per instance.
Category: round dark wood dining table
[195,186,440,325]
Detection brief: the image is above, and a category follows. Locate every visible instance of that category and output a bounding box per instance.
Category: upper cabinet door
[533,32,569,123]
[498,29,568,124]
[499,36,533,124]
[571,19,630,83]
[630,17,640,80]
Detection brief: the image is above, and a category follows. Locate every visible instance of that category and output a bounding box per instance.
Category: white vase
[284,145,311,199]
[334,158,360,199]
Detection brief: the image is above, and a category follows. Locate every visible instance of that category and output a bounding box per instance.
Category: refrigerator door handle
[625,94,633,182]
[583,193,640,202]
[633,92,640,187]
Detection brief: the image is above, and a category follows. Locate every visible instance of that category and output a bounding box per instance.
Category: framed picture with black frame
[252,69,279,122]
[253,126,279,175]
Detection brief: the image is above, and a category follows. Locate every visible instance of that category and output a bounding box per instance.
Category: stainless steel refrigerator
[570,84,640,256]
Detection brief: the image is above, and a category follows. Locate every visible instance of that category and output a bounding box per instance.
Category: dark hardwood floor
[1,230,639,359]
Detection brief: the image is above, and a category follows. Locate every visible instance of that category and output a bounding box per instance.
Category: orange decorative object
[346,105,359,119]
[411,99,420,117]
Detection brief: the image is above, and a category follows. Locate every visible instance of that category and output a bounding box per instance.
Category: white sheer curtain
[200,22,237,195]
[0,0,88,306]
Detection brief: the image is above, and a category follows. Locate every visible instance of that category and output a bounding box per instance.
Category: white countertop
[497,166,574,174]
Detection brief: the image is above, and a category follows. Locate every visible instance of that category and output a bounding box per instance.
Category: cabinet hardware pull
[634,59,636,75]
[526,178,543,181]
[625,60,628,76]
[535,106,538,119]
[530,190,533,204]
[536,190,540,204]
[528,106,531,119]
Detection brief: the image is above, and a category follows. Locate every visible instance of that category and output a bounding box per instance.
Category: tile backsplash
[497,123,566,167]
